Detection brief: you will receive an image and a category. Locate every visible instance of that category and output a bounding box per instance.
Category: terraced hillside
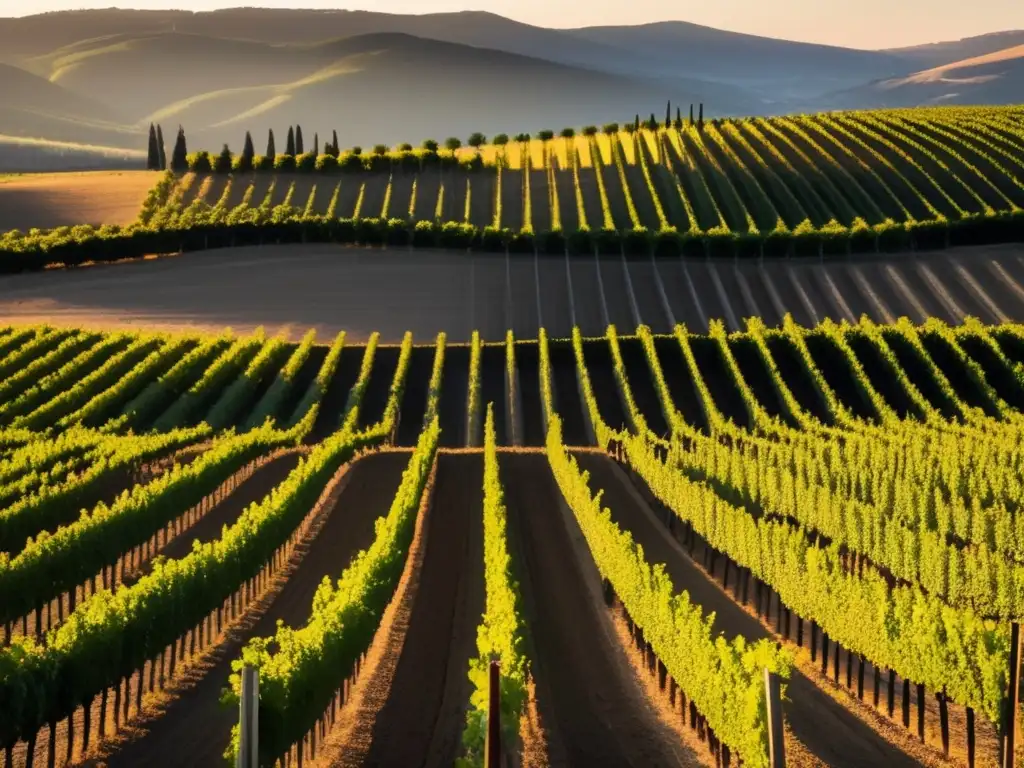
[2,317,1024,767]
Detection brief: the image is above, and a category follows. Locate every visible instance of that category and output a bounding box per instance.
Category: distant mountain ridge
[0,7,1020,167]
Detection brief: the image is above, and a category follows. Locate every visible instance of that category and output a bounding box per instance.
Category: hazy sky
[7,1,1024,50]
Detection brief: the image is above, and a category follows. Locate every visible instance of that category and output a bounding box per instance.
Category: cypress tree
[676,106,682,129]
[146,123,159,170]
[242,131,255,164]
[331,130,340,157]
[698,103,704,129]
[171,126,188,172]
[295,125,304,155]
[286,126,296,156]
[313,132,319,156]
[665,101,671,129]
[689,104,694,125]
[649,112,657,130]
[267,129,276,161]
[216,143,233,173]
[156,124,167,170]
[634,114,640,132]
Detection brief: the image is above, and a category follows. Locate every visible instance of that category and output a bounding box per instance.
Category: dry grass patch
[0,170,160,231]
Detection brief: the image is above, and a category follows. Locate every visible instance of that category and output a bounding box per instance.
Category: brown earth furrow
[504,452,690,767]
[335,453,484,767]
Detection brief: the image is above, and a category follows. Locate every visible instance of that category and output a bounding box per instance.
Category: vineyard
[4,105,1024,270]
[0,315,1022,768]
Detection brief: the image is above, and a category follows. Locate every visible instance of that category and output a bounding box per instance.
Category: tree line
[150,100,707,172]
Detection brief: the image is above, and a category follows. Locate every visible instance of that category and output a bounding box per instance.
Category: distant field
[146,107,1024,251]
[0,170,158,231]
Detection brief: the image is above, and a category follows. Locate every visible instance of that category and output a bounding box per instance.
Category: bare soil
[0,171,160,231]
[503,452,691,767]
[2,242,1024,348]
[394,344,437,446]
[548,340,590,445]
[598,252,636,331]
[355,344,401,430]
[337,453,484,767]
[83,451,409,768]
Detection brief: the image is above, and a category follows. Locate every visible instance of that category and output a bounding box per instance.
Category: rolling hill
[883,30,1024,69]
[0,61,141,150]
[564,21,912,96]
[0,7,1021,166]
[20,31,756,150]
[828,43,1024,108]
[0,8,922,101]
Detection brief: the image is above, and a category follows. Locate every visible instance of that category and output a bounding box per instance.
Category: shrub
[582,126,598,136]
[560,128,575,138]
[350,146,362,156]
[338,152,362,172]
[315,154,339,172]
[445,137,462,151]
[492,134,509,146]
[602,123,619,134]
[295,152,316,172]
[273,154,296,172]
[422,139,439,152]
[213,145,233,173]
[536,129,554,141]
[398,143,413,152]
[373,144,388,156]
[468,132,487,148]
[187,151,212,173]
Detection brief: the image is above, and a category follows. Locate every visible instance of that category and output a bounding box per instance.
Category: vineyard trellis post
[237,664,259,768]
[486,659,501,768]
[765,667,785,768]
[1003,621,1021,768]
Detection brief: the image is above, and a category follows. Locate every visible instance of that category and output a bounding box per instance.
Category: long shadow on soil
[231,343,295,430]
[307,344,364,442]
[688,337,752,428]
[516,342,545,447]
[357,345,402,430]
[278,345,328,426]
[580,339,629,433]
[651,336,708,433]
[618,338,669,438]
[395,345,437,447]
[358,454,484,767]
[437,346,468,448]
[727,337,798,427]
[549,341,589,446]
[763,333,834,424]
[481,345,507,445]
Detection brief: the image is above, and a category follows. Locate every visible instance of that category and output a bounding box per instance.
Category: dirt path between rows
[504,452,692,767]
[82,451,409,768]
[573,453,926,768]
[328,453,484,767]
